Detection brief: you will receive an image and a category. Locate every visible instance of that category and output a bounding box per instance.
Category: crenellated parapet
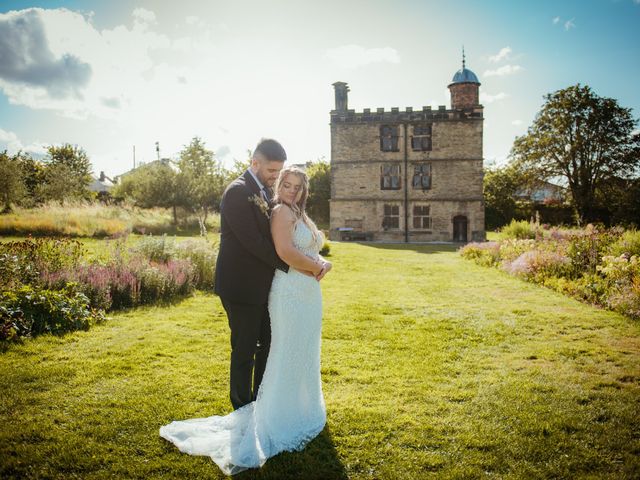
[330,104,483,124]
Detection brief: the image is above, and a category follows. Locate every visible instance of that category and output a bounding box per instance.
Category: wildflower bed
[1,235,218,343]
[460,221,640,319]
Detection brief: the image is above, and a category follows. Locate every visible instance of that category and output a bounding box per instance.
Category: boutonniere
[249,193,270,217]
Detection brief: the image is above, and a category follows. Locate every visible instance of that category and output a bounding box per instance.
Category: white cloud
[133,8,156,25]
[483,64,523,77]
[564,18,576,30]
[480,92,508,104]
[552,16,560,24]
[0,9,92,100]
[0,128,48,156]
[325,44,400,69]
[185,15,207,28]
[489,47,511,63]
[511,119,523,126]
[0,7,173,119]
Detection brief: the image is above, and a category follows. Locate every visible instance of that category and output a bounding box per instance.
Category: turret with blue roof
[448,47,482,110]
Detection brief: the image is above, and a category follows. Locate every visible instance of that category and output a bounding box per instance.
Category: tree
[0,151,27,213]
[44,144,94,203]
[483,163,526,230]
[224,150,252,184]
[18,154,47,207]
[40,162,74,205]
[112,160,179,216]
[178,137,226,236]
[306,159,331,225]
[510,84,640,224]
[596,176,640,227]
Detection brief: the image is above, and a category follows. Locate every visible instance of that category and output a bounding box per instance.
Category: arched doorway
[453,215,468,242]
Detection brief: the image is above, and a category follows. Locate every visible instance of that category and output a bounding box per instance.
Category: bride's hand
[316,261,332,281]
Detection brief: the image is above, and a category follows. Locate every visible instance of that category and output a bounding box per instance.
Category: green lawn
[1,241,639,479]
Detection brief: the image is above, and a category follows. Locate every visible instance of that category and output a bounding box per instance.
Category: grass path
[1,242,639,479]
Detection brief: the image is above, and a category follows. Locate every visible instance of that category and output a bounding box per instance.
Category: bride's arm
[270,205,324,277]
[315,254,332,281]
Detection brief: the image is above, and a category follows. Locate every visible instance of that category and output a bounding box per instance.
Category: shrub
[459,242,500,267]
[605,280,640,320]
[0,284,104,342]
[504,249,571,281]
[598,254,640,319]
[0,238,85,289]
[320,239,331,257]
[137,259,195,304]
[607,229,640,258]
[130,234,175,263]
[566,224,619,277]
[0,253,29,290]
[498,238,536,263]
[41,264,113,311]
[500,219,536,240]
[162,259,195,297]
[173,239,217,291]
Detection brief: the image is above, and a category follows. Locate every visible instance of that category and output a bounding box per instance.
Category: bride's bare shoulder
[271,203,296,223]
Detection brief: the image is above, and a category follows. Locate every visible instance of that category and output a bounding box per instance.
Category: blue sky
[0,0,639,176]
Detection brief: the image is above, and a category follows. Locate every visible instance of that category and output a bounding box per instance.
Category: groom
[214,138,289,410]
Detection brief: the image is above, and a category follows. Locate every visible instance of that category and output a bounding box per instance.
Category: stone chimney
[332,82,349,112]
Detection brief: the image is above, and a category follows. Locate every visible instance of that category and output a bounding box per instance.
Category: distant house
[113,158,176,183]
[290,163,308,171]
[89,171,115,193]
[515,180,565,204]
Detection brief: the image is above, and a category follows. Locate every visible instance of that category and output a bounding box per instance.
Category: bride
[159,166,332,475]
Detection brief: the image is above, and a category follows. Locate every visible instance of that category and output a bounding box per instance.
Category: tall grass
[0,202,220,238]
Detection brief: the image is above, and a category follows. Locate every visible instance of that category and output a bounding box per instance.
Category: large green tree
[112,160,179,217]
[178,137,226,236]
[510,84,640,224]
[0,151,27,213]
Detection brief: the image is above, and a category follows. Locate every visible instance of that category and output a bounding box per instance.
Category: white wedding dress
[159,219,326,475]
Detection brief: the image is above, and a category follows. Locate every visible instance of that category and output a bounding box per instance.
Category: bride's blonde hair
[273,166,321,242]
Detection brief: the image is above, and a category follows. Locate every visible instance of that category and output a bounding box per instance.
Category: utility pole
[155,141,160,161]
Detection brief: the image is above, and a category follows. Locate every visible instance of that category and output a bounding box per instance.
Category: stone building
[329,56,485,243]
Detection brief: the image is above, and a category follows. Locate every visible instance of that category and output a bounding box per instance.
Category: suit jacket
[214,170,289,305]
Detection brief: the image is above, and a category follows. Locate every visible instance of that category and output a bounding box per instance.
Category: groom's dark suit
[214,170,289,410]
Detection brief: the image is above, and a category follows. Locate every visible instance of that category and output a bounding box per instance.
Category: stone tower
[329,55,485,244]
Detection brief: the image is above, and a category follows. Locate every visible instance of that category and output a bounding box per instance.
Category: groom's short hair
[253,138,287,162]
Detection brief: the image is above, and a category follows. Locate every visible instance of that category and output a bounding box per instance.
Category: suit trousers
[220,298,272,410]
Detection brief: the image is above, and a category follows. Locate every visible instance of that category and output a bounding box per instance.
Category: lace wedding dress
[159,219,326,475]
